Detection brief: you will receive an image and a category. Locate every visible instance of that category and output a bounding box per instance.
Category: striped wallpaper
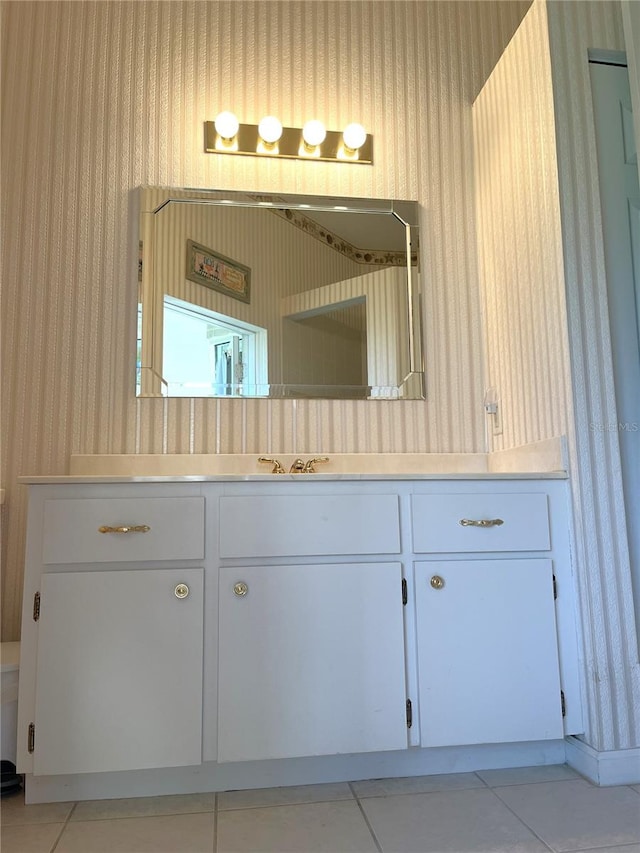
[545,0,640,752]
[1,0,531,641]
[474,0,639,752]
[473,1,572,455]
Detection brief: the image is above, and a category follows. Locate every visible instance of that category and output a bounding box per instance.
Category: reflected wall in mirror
[138,187,424,399]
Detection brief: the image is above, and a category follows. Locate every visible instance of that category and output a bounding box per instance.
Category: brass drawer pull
[98,525,151,534]
[430,575,445,590]
[233,581,249,597]
[459,518,504,528]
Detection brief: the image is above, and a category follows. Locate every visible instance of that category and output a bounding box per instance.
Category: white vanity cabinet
[33,568,204,775]
[410,483,581,747]
[218,562,408,762]
[16,474,582,803]
[216,490,407,762]
[414,559,562,747]
[17,485,207,778]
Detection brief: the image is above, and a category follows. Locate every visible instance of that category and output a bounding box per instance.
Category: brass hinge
[561,690,566,718]
[33,591,40,621]
[28,722,35,753]
[406,699,413,728]
[553,575,558,600]
[402,578,408,605]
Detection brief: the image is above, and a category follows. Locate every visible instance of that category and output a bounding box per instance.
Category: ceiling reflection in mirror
[137,188,424,399]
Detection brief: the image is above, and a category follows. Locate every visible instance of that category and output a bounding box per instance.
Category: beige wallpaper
[545,0,640,752]
[473,0,639,752]
[0,0,532,639]
[281,267,412,394]
[473,1,572,453]
[282,309,367,393]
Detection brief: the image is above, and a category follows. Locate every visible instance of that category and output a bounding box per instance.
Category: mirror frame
[138,187,424,400]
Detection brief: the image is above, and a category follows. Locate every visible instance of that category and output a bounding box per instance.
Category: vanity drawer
[42,497,205,564]
[219,494,400,558]
[411,493,550,553]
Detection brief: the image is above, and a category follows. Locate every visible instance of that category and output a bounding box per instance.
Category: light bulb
[302,120,327,148]
[342,123,367,152]
[258,116,283,145]
[214,111,239,140]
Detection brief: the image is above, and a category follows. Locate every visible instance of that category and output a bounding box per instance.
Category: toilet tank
[1,642,20,765]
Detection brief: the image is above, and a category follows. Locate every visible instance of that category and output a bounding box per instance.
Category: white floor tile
[217,800,378,853]
[0,822,64,853]
[71,791,215,821]
[360,787,550,853]
[218,782,353,811]
[0,792,74,826]
[55,812,215,853]
[352,772,485,798]
[7,770,637,853]
[571,846,640,853]
[494,779,640,852]
[476,764,581,787]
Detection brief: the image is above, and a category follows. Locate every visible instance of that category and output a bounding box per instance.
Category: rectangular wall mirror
[138,187,424,399]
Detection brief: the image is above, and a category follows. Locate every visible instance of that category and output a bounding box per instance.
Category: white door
[218,562,408,762]
[590,59,640,645]
[415,559,563,747]
[33,568,204,775]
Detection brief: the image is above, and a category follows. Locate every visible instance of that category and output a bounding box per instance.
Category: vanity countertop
[19,441,570,483]
[18,471,568,484]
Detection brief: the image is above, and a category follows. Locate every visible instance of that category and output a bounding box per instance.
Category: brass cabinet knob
[174,583,190,599]
[430,575,445,590]
[233,581,249,597]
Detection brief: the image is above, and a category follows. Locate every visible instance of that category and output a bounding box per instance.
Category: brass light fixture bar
[204,116,373,165]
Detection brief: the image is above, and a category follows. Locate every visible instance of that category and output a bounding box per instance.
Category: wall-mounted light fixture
[205,112,373,164]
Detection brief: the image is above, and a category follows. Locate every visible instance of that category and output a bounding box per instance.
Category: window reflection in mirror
[138,188,424,400]
[162,297,267,397]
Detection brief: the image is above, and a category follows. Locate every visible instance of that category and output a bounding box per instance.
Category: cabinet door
[415,559,563,747]
[218,562,408,762]
[33,568,203,775]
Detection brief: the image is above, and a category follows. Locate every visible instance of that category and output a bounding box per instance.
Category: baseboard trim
[24,740,566,804]
[565,736,640,785]
[27,738,640,803]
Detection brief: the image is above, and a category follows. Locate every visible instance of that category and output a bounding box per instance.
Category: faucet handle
[303,456,329,473]
[258,456,285,474]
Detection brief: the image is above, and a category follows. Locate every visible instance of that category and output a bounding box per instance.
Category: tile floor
[1,765,639,853]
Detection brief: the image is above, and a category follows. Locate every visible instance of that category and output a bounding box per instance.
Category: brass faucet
[258,456,286,474]
[288,457,330,473]
[302,456,329,473]
[259,455,330,474]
